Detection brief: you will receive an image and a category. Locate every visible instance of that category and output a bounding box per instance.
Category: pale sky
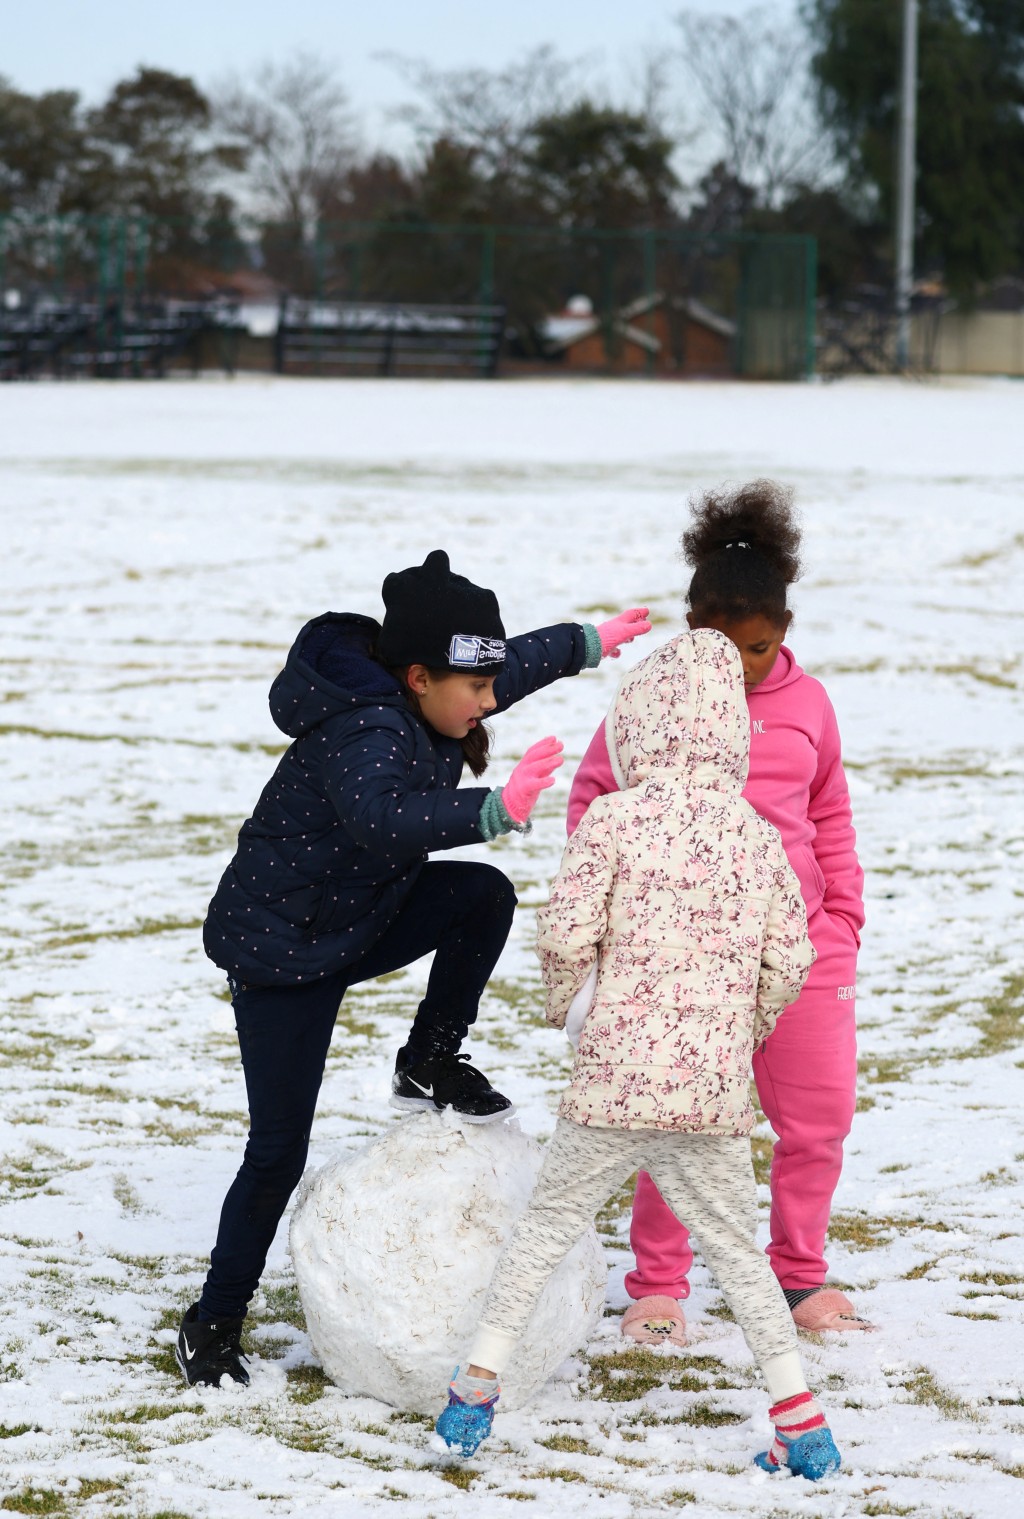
[6,1,798,157]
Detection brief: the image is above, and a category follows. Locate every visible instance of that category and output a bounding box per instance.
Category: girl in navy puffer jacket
[176,550,649,1388]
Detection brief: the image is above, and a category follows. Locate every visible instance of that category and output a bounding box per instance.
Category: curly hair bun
[681,479,802,584]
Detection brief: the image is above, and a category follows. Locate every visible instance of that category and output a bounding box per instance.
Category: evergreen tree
[805,0,1024,294]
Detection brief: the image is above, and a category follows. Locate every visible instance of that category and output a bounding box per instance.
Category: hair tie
[723,540,751,550]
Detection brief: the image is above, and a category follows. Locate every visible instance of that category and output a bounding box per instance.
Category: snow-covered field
[1,374,1022,1519]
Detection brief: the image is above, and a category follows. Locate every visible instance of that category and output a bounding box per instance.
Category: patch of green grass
[971,972,1024,1056]
[0,1493,65,1515]
[528,1468,587,1485]
[108,1252,167,1274]
[390,1410,433,1428]
[76,1480,125,1501]
[932,662,1018,691]
[478,978,545,1051]
[829,1212,949,1250]
[586,1348,731,1403]
[705,1301,735,1322]
[538,1433,593,1455]
[859,1055,919,1085]
[750,1133,774,1186]
[42,918,206,953]
[684,1403,743,1427]
[828,1213,894,1249]
[905,1368,978,1421]
[287,1365,330,1405]
[0,1424,38,1439]
[961,1270,1024,1288]
[101,1403,193,1426]
[953,532,1024,570]
[594,1173,638,1238]
[439,1467,476,1489]
[258,1282,307,1332]
[113,1173,146,1215]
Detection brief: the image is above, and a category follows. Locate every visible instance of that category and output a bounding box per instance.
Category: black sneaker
[175,1303,250,1387]
[391,1051,515,1123]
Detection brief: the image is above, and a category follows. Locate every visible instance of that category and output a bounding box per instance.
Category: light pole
[895,0,919,370]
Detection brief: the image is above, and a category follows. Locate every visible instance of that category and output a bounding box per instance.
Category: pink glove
[597,607,651,658]
[501,736,564,824]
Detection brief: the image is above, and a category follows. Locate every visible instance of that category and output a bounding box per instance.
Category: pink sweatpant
[626,906,858,1297]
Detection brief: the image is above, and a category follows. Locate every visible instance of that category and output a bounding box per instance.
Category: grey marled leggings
[470,1118,800,1377]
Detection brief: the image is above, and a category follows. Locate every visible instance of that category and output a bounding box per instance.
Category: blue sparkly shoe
[434,1368,500,1458]
[755,1425,842,1480]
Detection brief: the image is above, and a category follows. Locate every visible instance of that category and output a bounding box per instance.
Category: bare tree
[380,46,580,183]
[675,6,831,206]
[215,53,355,234]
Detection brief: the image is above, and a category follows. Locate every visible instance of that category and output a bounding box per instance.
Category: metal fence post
[644,228,657,376]
[805,235,818,379]
[134,216,149,300]
[479,227,496,307]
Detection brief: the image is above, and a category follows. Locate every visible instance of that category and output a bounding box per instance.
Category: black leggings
[199,860,517,1319]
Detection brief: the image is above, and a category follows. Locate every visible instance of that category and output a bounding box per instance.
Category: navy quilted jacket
[204,610,591,985]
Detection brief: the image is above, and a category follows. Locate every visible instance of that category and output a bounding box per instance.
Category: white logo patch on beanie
[449,634,506,668]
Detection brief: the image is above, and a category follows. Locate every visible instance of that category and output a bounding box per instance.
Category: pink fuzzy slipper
[791,1288,876,1333]
[620,1295,687,1347]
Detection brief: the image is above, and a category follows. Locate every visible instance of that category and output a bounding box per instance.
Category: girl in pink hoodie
[567,480,868,1339]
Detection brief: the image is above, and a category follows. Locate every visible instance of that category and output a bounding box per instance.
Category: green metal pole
[478,226,496,307]
[315,220,326,301]
[114,216,127,372]
[804,235,818,380]
[478,227,497,377]
[97,215,110,362]
[134,216,149,299]
[644,229,657,376]
[601,240,615,365]
[314,221,326,373]
[56,218,66,299]
[735,239,747,378]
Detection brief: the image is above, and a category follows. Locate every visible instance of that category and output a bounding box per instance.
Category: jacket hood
[605,629,748,792]
[269,612,407,739]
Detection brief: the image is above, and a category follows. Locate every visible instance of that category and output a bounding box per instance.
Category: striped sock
[764,1391,829,1469]
[450,1367,500,1406]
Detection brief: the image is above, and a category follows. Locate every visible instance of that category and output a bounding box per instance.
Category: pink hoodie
[567,645,864,943]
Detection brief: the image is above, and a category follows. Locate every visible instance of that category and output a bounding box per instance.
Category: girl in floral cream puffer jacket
[434,631,842,1482]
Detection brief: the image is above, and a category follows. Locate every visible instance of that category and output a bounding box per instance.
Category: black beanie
[377,550,507,672]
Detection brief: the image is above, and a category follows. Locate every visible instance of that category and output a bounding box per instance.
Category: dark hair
[393,665,493,778]
[681,479,802,628]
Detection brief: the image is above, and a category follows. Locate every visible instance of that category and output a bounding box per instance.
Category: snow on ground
[0,373,1022,1519]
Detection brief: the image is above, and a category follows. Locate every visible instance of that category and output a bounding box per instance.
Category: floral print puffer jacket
[537,630,815,1134]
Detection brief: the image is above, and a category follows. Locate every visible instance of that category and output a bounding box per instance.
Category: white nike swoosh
[406,1077,433,1095]
[184,1343,196,1360]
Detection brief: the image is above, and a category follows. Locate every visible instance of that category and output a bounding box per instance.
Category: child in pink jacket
[434,630,840,1480]
[568,480,867,1341]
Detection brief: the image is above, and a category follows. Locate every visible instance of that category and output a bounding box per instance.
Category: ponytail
[681,479,801,627]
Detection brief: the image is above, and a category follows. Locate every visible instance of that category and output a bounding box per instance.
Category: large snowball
[289,1110,607,1414]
